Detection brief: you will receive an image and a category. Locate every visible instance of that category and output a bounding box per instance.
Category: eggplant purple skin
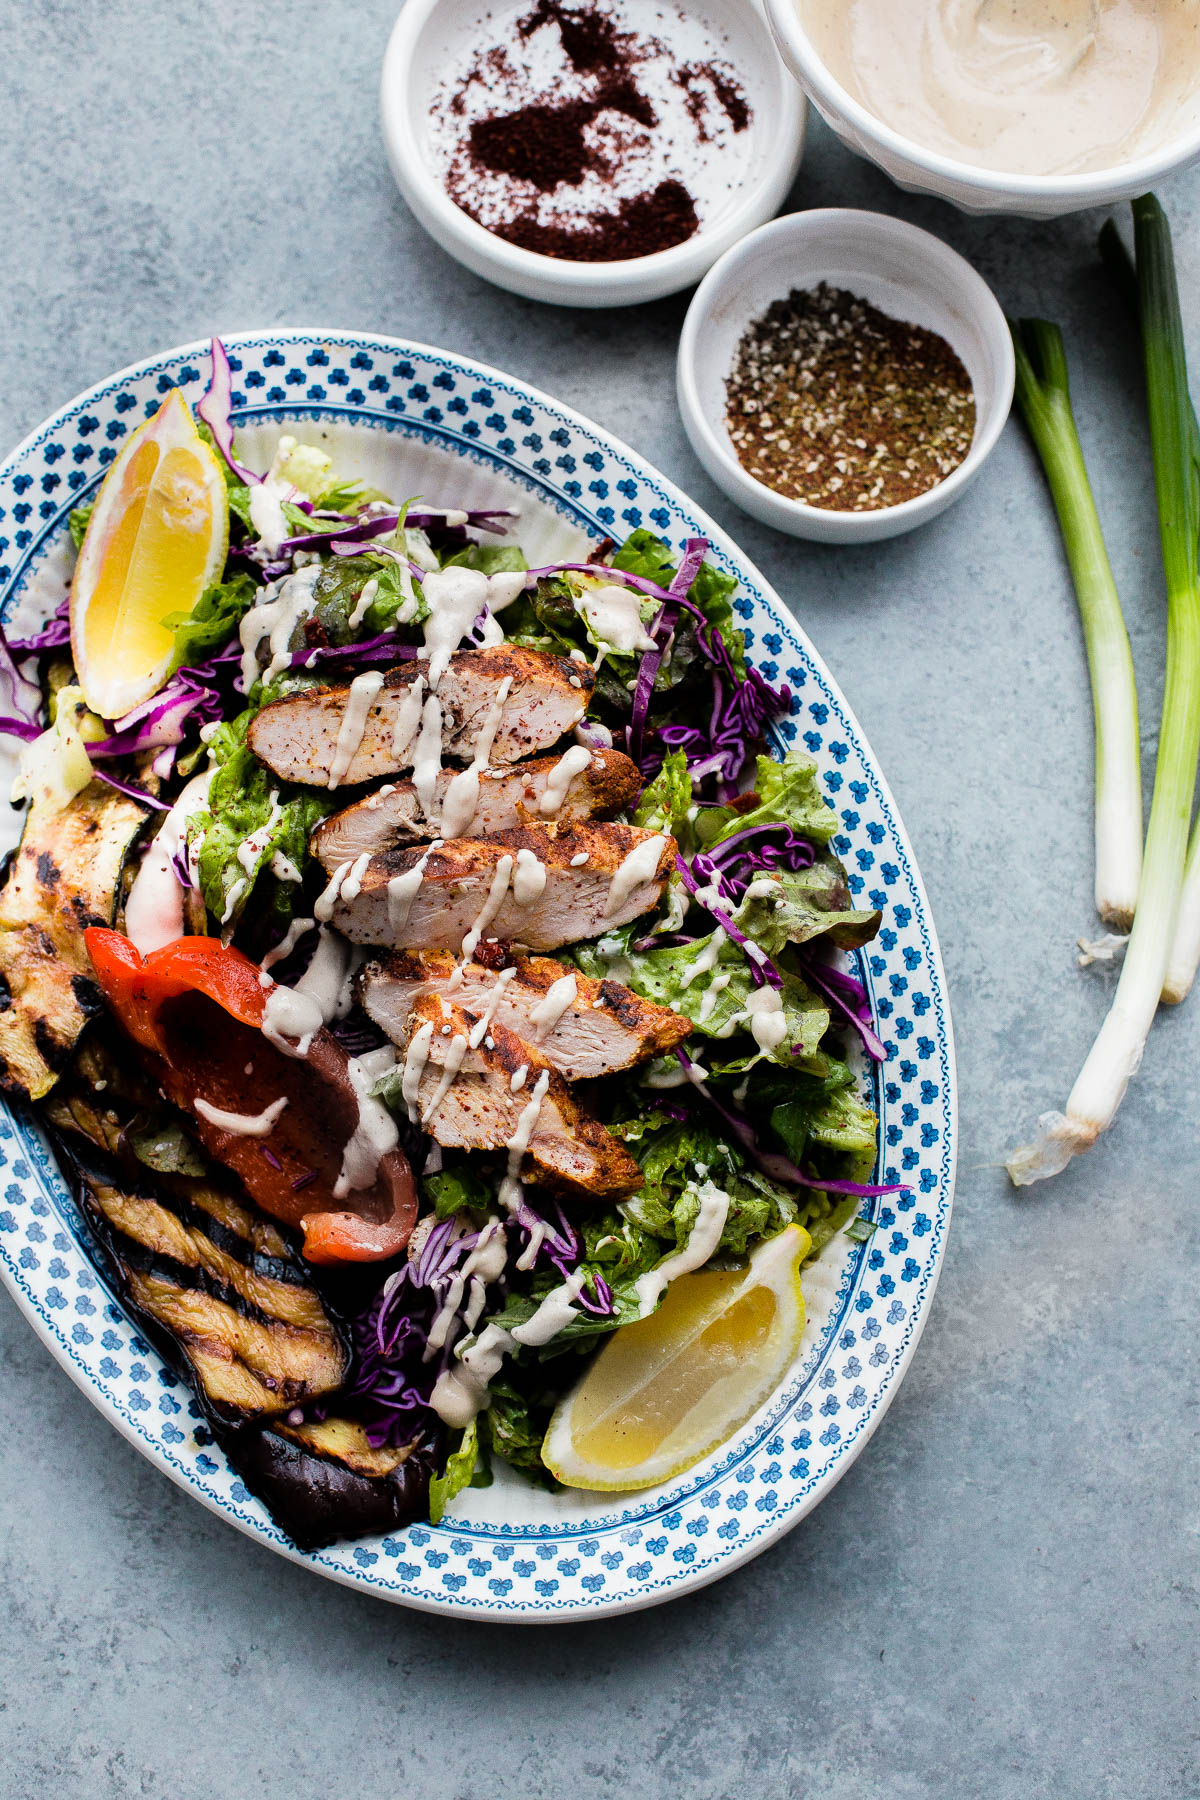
[219,1424,438,1553]
[51,1127,436,1552]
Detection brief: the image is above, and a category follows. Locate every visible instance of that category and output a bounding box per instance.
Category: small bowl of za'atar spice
[381,0,807,307]
[677,209,1014,542]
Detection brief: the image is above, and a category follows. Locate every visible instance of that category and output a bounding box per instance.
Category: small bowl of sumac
[676,208,1015,543]
[381,0,807,307]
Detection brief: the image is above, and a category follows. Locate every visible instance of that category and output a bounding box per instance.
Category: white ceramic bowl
[380,0,807,307]
[764,0,1200,218]
[677,209,1014,544]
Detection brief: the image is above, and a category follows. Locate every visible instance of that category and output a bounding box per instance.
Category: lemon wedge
[70,388,228,720]
[542,1223,811,1492]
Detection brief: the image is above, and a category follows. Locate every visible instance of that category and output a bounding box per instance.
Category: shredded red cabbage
[697,824,816,894]
[0,619,44,731]
[800,955,888,1063]
[197,337,259,486]
[342,1274,440,1448]
[628,537,708,767]
[86,669,223,757]
[675,1050,907,1198]
[283,635,421,671]
[92,767,169,809]
[0,715,42,743]
[6,595,71,655]
[279,508,516,557]
[674,852,782,990]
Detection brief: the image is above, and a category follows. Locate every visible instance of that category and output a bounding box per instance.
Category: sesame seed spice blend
[724,283,977,511]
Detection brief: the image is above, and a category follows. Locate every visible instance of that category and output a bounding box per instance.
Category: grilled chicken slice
[247,646,594,788]
[311,746,642,867]
[400,993,642,1200]
[329,821,675,953]
[359,949,691,1080]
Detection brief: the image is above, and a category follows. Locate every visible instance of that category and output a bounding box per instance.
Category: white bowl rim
[677,207,1015,528]
[380,0,808,293]
[764,0,1200,200]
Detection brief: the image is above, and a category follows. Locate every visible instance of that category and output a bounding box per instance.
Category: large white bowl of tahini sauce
[765,0,1200,215]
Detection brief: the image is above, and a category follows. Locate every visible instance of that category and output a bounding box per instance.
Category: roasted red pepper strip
[86,931,267,1052]
[85,929,416,1264]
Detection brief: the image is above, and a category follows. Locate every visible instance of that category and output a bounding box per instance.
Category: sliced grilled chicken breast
[329,821,675,953]
[311,747,642,868]
[400,993,643,1200]
[248,647,594,788]
[359,949,691,1080]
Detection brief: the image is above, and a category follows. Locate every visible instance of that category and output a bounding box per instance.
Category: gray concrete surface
[1,4,1196,1796]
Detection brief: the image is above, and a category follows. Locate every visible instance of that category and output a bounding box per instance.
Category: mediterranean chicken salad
[0,341,899,1547]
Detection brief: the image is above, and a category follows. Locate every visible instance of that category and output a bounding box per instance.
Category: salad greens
[10,334,897,1540]
[191,693,337,932]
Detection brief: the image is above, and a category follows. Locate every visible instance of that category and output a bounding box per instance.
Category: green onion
[1163,839,1200,1002]
[1009,316,1142,928]
[1101,216,1200,1006]
[1008,194,1200,1185]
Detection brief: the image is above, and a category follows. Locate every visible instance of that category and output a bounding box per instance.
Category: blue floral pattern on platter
[0,332,956,1621]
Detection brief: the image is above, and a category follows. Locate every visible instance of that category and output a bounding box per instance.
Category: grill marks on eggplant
[89,1183,331,1333]
[81,1171,347,1421]
[45,1036,435,1543]
[48,1053,348,1423]
[223,1419,436,1552]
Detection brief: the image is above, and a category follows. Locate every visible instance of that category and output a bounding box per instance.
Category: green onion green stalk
[1009,316,1142,930]
[1009,194,1200,1185]
[1100,214,1200,1006]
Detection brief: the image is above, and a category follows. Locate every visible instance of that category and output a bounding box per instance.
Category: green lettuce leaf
[164,572,258,671]
[572,927,828,1064]
[421,1162,493,1220]
[440,543,528,576]
[428,1418,483,1525]
[188,696,335,931]
[712,750,837,845]
[68,504,94,550]
[317,477,391,514]
[632,749,694,843]
[482,1380,559,1483]
[612,528,746,680]
[731,862,882,955]
[302,550,429,645]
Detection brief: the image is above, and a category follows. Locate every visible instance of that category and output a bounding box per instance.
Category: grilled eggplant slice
[51,1072,349,1427]
[74,1158,348,1423]
[47,1039,435,1545]
[222,1417,437,1552]
[0,779,149,1100]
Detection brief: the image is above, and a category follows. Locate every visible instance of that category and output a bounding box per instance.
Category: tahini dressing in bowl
[798,0,1200,175]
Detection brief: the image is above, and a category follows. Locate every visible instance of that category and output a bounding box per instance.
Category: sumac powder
[433,0,751,264]
[725,284,976,511]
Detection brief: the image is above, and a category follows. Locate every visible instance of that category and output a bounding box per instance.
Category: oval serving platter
[0,332,955,1621]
